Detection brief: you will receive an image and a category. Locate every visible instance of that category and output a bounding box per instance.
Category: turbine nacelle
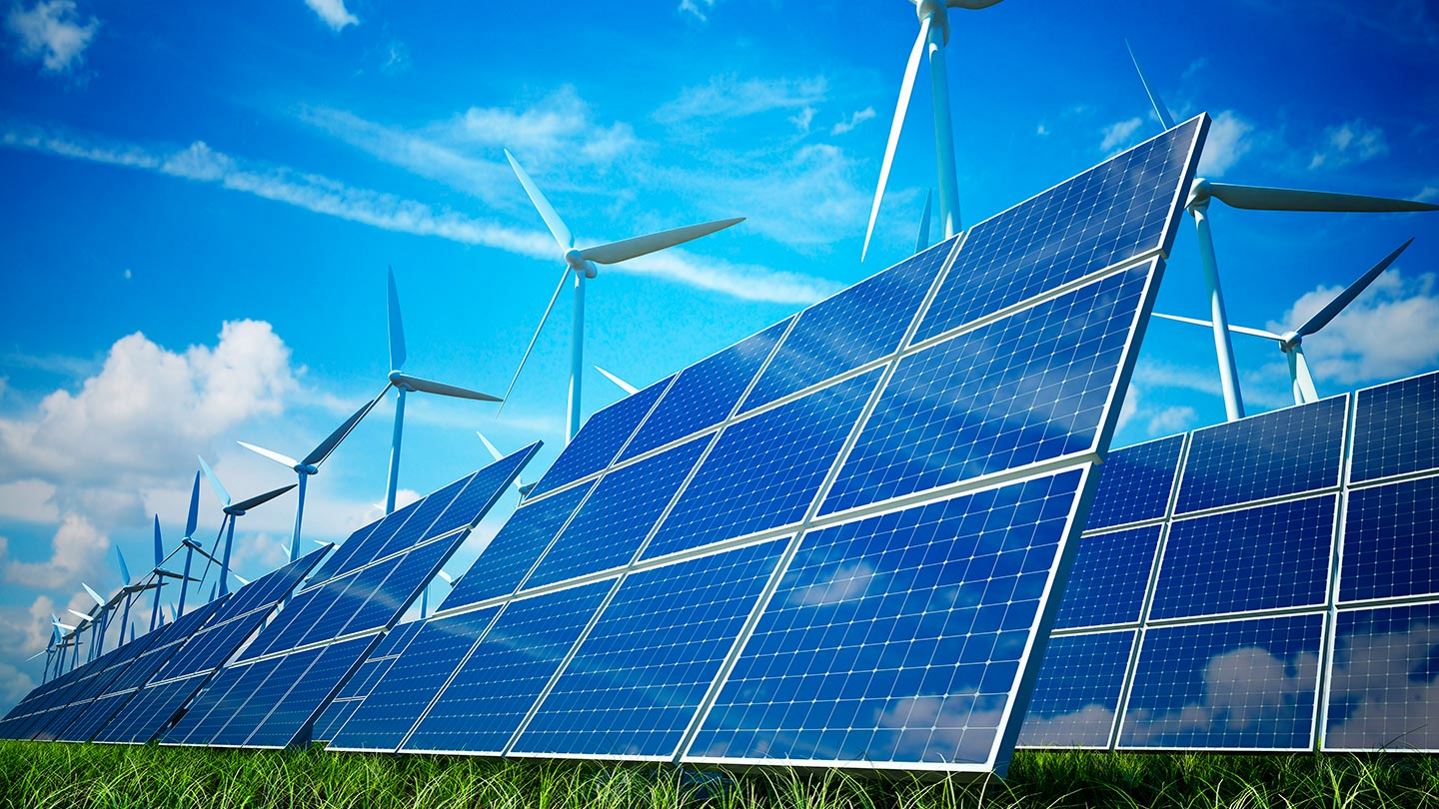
[562,249,597,278]
[911,0,1002,43]
[1186,177,1214,210]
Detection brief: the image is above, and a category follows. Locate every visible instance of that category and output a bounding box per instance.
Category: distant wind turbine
[476,432,535,498]
[593,366,638,396]
[382,267,502,514]
[238,392,383,562]
[1125,42,1439,421]
[862,0,1005,260]
[500,149,744,443]
[197,456,295,598]
[1154,239,1413,405]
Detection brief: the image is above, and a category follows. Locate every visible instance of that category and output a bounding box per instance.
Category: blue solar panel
[428,445,539,536]
[913,116,1204,343]
[163,659,280,746]
[403,581,611,753]
[1351,371,1439,483]
[367,474,473,560]
[622,318,792,459]
[1086,434,1184,530]
[439,482,593,609]
[523,435,710,590]
[1054,525,1161,630]
[688,470,1087,767]
[208,650,328,748]
[95,677,199,743]
[1016,630,1133,748]
[1151,496,1335,620]
[741,238,958,413]
[337,538,457,637]
[511,538,787,758]
[1118,614,1322,750]
[642,369,881,561]
[315,499,422,581]
[823,262,1154,516]
[1325,602,1439,751]
[1176,396,1346,514]
[328,608,497,751]
[246,637,374,747]
[1341,475,1439,603]
[528,376,672,498]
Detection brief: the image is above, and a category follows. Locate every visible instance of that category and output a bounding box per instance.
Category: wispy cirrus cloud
[654,74,828,125]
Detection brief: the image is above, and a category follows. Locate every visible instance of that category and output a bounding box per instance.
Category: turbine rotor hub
[1186,177,1213,211]
[563,248,585,268]
[387,370,409,390]
[298,464,319,476]
[1279,331,1302,352]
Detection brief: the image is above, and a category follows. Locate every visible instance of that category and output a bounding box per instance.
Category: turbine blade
[392,373,502,402]
[230,483,298,513]
[1152,312,1283,340]
[232,572,250,586]
[185,471,201,539]
[1125,39,1175,130]
[82,583,106,607]
[26,648,46,661]
[115,546,131,585]
[67,609,92,624]
[916,189,933,253]
[387,266,407,371]
[498,265,571,414]
[476,432,526,493]
[55,620,76,632]
[437,569,454,585]
[594,366,639,395]
[1208,183,1439,213]
[1297,238,1413,337]
[863,15,930,262]
[579,218,745,265]
[197,456,231,507]
[302,391,383,468]
[237,441,300,470]
[153,514,164,567]
[504,149,573,249]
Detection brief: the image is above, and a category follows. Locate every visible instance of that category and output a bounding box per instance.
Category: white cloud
[789,106,816,133]
[1099,117,1143,153]
[1115,384,1200,438]
[830,107,876,136]
[1035,123,1050,137]
[1418,186,1439,203]
[655,75,828,125]
[3,514,109,590]
[1196,110,1254,177]
[445,86,639,168]
[678,0,716,22]
[0,479,59,523]
[1326,619,1439,750]
[1309,119,1388,171]
[303,0,357,31]
[6,0,97,74]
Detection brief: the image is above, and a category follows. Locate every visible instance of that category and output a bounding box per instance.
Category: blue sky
[0,0,1436,708]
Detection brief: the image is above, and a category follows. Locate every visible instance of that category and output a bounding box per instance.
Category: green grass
[2,741,1437,808]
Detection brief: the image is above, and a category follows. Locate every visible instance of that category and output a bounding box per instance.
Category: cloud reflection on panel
[1325,602,1439,751]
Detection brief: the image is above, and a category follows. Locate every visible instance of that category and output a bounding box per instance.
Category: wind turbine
[170,472,205,617]
[196,456,295,599]
[500,150,745,443]
[382,267,502,514]
[237,393,383,562]
[1125,42,1439,421]
[593,366,638,396]
[862,0,1005,260]
[1154,239,1413,405]
[80,583,111,657]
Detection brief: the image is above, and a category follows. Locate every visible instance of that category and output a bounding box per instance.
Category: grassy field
[2,741,1437,808]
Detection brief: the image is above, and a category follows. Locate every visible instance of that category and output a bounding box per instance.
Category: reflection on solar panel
[1021,369,1439,752]
[327,115,1207,775]
[160,445,537,749]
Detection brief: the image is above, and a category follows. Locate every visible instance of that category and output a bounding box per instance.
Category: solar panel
[311,621,424,744]
[1351,371,1439,483]
[1053,525,1161,630]
[1084,434,1183,530]
[1340,475,1439,603]
[159,446,536,748]
[1016,630,1134,748]
[323,114,1208,775]
[1324,601,1439,751]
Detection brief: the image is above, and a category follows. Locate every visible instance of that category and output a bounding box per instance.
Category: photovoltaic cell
[314,499,422,581]
[523,435,710,590]
[913,116,1203,343]
[511,538,787,758]
[368,473,473,560]
[1119,614,1322,750]
[1150,495,1335,620]
[403,581,611,753]
[642,369,881,561]
[621,319,791,459]
[245,636,374,748]
[1351,372,1439,483]
[1340,476,1439,603]
[741,238,958,412]
[1325,601,1439,751]
[312,622,423,744]
[527,376,671,498]
[1176,396,1346,514]
[1053,525,1161,630]
[1085,434,1183,530]
[688,470,1087,767]
[1016,630,1134,748]
[823,263,1154,516]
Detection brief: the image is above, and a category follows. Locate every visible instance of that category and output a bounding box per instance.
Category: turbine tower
[1126,43,1439,421]
[382,267,501,514]
[863,0,1005,261]
[1154,239,1413,405]
[197,456,295,598]
[500,150,745,443]
[238,392,382,561]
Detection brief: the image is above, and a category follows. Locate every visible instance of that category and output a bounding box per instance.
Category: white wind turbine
[1126,43,1439,421]
[862,0,1005,261]
[1154,239,1413,405]
[196,456,295,599]
[499,150,745,443]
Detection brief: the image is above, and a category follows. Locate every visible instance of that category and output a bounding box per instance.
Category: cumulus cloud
[1309,119,1388,171]
[6,0,97,74]
[303,0,357,31]
[1196,110,1254,177]
[1326,618,1439,750]
[2,515,109,590]
[1115,384,1199,439]
[654,75,828,125]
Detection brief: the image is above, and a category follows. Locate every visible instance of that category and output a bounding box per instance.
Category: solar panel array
[158,444,538,749]
[324,115,1208,775]
[1019,369,1439,752]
